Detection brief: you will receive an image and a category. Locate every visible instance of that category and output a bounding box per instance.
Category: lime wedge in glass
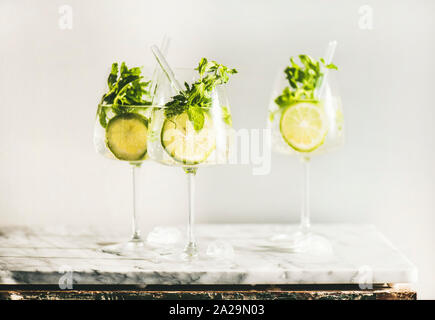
[161,112,216,165]
[280,102,327,152]
[106,113,148,161]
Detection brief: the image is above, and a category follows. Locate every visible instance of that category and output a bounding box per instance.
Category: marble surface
[0,224,417,285]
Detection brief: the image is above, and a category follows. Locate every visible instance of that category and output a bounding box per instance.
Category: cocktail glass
[267,67,344,253]
[148,69,233,260]
[94,99,156,257]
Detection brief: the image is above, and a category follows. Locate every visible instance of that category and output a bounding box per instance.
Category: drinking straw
[316,40,337,99]
[150,44,182,92]
[150,35,170,104]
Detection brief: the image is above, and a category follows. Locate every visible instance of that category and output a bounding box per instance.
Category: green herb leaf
[165,58,237,132]
[187,106,205,131]
[222,106,232,126]
[98,62,151,127]
[108,63,118,89]
[98,104,108,128]
[326,63,338,70]
[275,55,338,109]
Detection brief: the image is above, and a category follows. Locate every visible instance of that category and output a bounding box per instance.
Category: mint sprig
[164,58,237,131]
[275,54,337,109]
[98,62,151,128]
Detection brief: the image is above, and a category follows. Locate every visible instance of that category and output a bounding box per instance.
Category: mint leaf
[165,94,187,118]
[165,58,237,132]
[98,62,151,127]
[222,106,232,126]
[275,55,338,109]
[268,110,275,122]
[108,63,118,89]
[187,106,205,131]
[275,87,295,108]
[98,104,108,128]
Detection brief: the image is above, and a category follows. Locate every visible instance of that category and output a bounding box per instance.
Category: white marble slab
[0,224,417,285]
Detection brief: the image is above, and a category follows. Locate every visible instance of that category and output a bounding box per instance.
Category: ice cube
[206,240,235,259]
[146,226,182,246]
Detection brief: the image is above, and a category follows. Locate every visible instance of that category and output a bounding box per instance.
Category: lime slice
[161,112,216,165]
[106,113,148,161]
[280,102,327,152]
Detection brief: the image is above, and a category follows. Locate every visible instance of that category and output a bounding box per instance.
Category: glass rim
[277,98,321,104]
[98,103,167,109]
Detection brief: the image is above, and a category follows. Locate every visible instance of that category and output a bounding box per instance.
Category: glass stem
[130,164,142,242]
[184,168,198,257]
[300,156,311,234]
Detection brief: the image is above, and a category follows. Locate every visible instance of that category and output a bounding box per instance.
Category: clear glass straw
[150,35,170,104]
[150,44,182,92]
[316,40,337,98]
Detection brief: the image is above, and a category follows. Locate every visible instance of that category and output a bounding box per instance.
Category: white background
[0,0,434,298]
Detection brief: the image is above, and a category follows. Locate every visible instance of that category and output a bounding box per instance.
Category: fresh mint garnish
[275,54,337,109]
[221,106,232,126]
[164,58,237,131]
[98,62,151,128]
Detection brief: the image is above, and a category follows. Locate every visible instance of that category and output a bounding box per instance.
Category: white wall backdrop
[1,0,434,298]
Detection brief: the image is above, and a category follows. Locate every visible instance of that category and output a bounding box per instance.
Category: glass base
[99,238,159,262]
[181,242,198,261]
[270,230,333,255]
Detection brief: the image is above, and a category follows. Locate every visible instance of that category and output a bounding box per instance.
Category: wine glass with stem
[94,64,161,258]
[267,45,344,253]
[148,49,235,260]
